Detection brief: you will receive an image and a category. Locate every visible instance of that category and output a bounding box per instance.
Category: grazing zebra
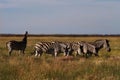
[89,39,111,54]
[6,31,28,56]
[33,41,71,57]
[68,42,81,56]
[34,41,54,57]
[54,41,71,56]
[79,39,111,57]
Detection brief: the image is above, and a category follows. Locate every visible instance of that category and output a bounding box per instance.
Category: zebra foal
[6,31,28,56]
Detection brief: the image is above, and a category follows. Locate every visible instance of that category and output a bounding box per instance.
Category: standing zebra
[6,31,28,56]
[33,41,71,57]
[79,39,111,57]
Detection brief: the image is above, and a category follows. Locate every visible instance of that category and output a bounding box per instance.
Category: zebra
[79,39,111,57]
[33,41,71,57]
[54,41,71,56]
[6,31,28,56]
[89,39,111,54]
[67,42,81,56]
[34,41,54,57]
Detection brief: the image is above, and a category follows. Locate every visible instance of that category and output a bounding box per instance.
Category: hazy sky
[0,0,120,34]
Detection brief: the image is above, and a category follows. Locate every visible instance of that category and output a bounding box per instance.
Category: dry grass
[0,36,120,80]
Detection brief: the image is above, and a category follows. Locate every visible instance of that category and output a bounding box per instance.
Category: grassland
[0,36,120,80]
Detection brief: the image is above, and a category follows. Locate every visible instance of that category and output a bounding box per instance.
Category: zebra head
[94,39,111,52]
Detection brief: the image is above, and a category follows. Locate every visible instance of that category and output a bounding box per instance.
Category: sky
[0,0,120,34]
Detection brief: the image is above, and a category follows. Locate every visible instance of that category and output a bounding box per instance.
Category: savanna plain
[0,36,120,80]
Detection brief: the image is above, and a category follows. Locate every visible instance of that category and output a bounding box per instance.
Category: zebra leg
[38,53,41,57]
[20,50,25,56]
[83,46,88,58]
[36,50,43,57]
[9,50,12,56]
[65,49,70,57]
[66,52,70,56]
[77,48,81,55]
[74,51,78,57]
[18,50,21,56]
[54,49,57,57]
[8,47,12,56]
[22,50,25,55]
[94,53,99,57]
[19,50,21,54]
[63,52,66,56]
[7,43,12,56]
[54,52,57,57]
[35,50,38,57]
[94,50,99,57]
[85,53,88,58]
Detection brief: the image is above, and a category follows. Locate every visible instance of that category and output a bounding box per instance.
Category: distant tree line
[0,34,120,37]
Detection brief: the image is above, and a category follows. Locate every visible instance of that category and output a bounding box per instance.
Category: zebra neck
[95,42,104,50]
[22,37,27,42]
[22,34,27,43]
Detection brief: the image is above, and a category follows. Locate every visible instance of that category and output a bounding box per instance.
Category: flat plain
[0,36,120,80]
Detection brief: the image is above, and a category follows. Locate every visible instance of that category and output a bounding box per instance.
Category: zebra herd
[6,31,111,58]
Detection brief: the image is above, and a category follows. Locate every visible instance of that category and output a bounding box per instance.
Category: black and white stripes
[6,31,28,55]
[34,41,56,57]
[33,41,71,57]
[32,39,111,57]
[78,39,111,57]
[6,34,111,58]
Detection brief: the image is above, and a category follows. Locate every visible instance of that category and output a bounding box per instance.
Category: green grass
[0,36,120,80]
